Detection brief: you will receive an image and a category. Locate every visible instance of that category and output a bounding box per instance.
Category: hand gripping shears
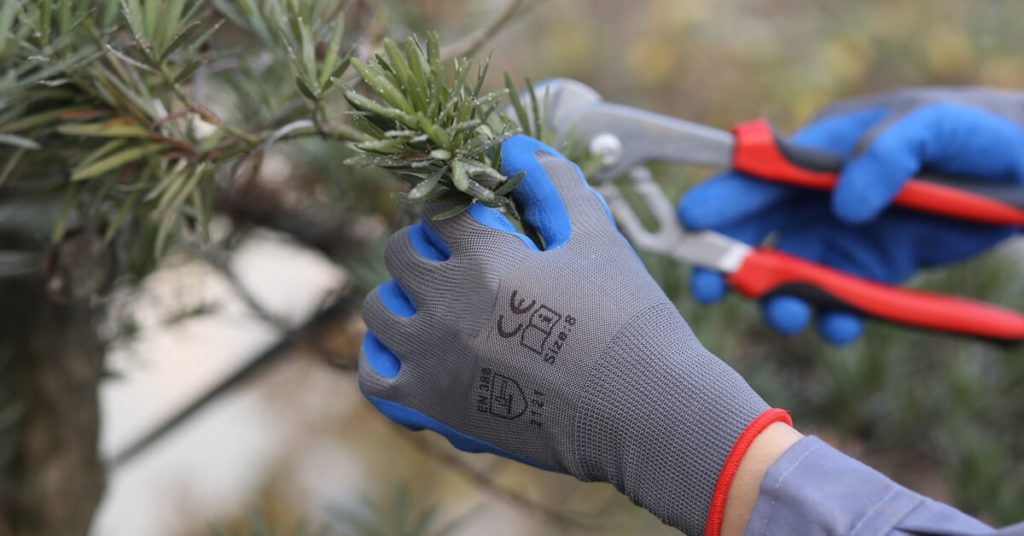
[533,79,1024,343]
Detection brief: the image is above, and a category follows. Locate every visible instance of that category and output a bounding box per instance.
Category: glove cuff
[704,408,793,536]
[572,302,774,535]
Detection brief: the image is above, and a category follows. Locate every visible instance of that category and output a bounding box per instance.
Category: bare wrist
[721,423,803,536]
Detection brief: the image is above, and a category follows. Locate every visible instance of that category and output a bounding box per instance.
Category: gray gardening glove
[359,135,791,534]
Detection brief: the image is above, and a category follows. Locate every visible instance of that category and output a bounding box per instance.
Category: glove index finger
[420,202,538,253]
[500,135,612,250]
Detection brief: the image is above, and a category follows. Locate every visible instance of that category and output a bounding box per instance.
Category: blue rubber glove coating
[679,91,1024,344]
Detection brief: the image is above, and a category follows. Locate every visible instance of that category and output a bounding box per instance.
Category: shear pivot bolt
[590,133,623,166]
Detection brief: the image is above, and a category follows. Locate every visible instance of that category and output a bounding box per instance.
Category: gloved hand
[359,135,790,535]
[678,88,1024,344]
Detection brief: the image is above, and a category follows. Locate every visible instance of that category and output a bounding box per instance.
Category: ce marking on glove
[496,290,578,365]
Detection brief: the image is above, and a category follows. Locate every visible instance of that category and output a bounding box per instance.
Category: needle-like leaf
[318,15,345,89]
[58,119,151,138]
[159,20,200,61]
[341,33,555,219]
[70,144,165,181]
[0,133,41,150]
[351,58,414,115]
[505,73,531,134]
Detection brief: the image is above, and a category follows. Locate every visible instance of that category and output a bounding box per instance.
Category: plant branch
[156,61,263,148]
[313,103,371,142]
[107,287,361,469]
[195,245,358,369]
[439,0,541,60]
[197,248,293,332]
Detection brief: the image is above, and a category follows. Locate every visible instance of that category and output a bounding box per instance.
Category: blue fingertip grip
[378,279,416,318]
[763,295,812,335]
[409,223,450,261]
[691,268,729,304]
[366,395,554,471]
[466,203,538,251]
[817,311,865,345]
[362,331,401,379]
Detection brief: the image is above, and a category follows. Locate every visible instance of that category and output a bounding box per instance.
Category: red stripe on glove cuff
[704,408,794,536]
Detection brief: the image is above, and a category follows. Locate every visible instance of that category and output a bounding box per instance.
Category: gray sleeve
[746,436,1024,536]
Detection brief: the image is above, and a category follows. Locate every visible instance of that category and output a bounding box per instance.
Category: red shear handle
[732,119,1024,227]
[726,248,1024,342]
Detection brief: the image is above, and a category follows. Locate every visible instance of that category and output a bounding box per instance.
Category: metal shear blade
[532,79,735,183]
[528,79,749,272]
[598,167,751,273]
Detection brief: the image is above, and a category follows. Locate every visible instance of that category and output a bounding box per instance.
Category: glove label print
[476,367,527,419]
[496,290,577,365]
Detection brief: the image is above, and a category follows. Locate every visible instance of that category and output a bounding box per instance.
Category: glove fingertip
[831,182,886,224]
[677,184,716,230]
[833,117,922,224]
[762,295,812,335]
[409,222,451,261]
[361,331,401,379]
[817,311,864,345]
[832,162,891,224]
[379,279,416,318]
[465,203,540,251]
[690,268,728,304]
[500,134,566,170]
[499,134,592,250]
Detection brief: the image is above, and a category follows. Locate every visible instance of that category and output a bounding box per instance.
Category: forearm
[735,434,1024,535]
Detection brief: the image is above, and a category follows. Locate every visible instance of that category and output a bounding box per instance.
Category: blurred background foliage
[1,0,1023,534]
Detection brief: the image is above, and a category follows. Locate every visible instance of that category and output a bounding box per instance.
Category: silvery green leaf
[429,149,451,160]
[354,138,404,153]
[431,201,472,220]
[343,88,417,127]
[350,58,413,115]
[0,133,40,150]
[344,153,433,169]
[451,158,469,191]
[451,119,482,134]
[459,158,504,181]
[408,168,444,200]
[494,171,526,196]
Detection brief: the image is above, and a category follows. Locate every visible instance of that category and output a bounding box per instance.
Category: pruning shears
[535,79,1024,343]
